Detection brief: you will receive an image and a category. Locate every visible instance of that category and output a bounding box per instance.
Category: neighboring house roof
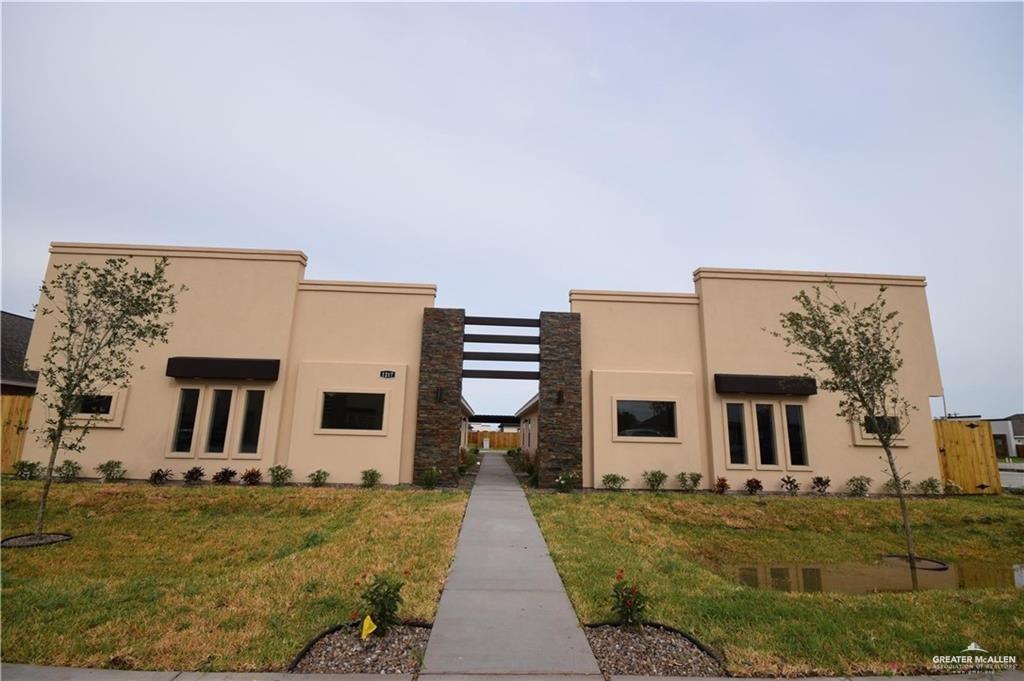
[1,312,39,389]
[1004,413,1024,437]
[515,393,539,418]
[460,396,474,417]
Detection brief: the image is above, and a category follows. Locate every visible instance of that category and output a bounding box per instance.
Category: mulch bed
[291,624,429,673]
[1,532,72,548]
[585,624,724,676]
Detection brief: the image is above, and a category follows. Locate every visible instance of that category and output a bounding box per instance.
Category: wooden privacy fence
[468,430,520,450]
[933,419,1002,494]
[2,394,33,474]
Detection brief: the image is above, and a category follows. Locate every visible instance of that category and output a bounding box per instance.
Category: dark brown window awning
[166,357,280,381]
[714,374,816,396]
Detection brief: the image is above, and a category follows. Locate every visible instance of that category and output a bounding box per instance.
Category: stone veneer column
[537,311,582,488]
[414,308,465,486]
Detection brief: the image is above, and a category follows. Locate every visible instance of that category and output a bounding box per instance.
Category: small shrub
[688,472,703,491]
[96,460,126,483]
[212,468,237,485]
[811,476,831,495]
[240,468,262,486]
[183,466,205,484]
[915,477,942,496]
[361,468,381,488]
[12,460,41,480]
[779,475,800,495]
[308,469,329,487]
[642,469,668,491]
[602,473,628,490]
[302,531,326,549]
[469,445,480,457]
[846,475,872,497]
[713,476,730,494]
[421,467,441,489]
[459,448,479,476]
[148,468,173,485]
[882,476,911,494]
[268,465,293,487]
[526,462,539,488]
[676,472,694,491]
[55,460,81,483]
[745,478,763,495]
[942,479,962,496]
[359,573,404,635]
[611,569,648,627]
[554,469,581,492]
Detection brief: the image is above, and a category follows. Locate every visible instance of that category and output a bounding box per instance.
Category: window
[769,566,791,592]
[239,390,265,454]
[785,405,808,466]
[801,567,822,592]
[616,400,677,438]
[737,567,759,588]
[205,389,233,453]
[755,403,777,465]
[993,434,1010,459]
[76,394,112,415]
[863,415,900,437]
[172,388,201,453]
[726,403,747,464]
[321,392,385,430]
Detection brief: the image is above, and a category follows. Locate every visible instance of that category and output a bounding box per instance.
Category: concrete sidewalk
[420,452,601,676]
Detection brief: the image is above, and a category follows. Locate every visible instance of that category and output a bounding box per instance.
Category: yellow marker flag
[361,615,377,640]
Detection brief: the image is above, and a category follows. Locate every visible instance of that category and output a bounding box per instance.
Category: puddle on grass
[720,556,1024,594]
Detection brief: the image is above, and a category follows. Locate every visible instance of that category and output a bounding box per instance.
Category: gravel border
[585,623,724,676]
[1,532,72,548]
[290,623,430,674]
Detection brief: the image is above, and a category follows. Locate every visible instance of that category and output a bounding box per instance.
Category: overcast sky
[2,2,1021,418]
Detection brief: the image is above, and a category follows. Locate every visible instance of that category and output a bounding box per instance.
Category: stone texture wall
[537,311,582,487]
[414,308,465,485]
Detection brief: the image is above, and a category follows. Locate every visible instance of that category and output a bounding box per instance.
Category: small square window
[616,400,677,438]
[321,392,385,431]
[76,394,112,415]
[863,415,900,437]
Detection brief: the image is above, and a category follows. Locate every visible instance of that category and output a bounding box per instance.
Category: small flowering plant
[611,568,649,627]
[554,469,581,492]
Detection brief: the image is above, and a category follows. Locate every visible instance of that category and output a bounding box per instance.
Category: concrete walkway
[420,452,601,678]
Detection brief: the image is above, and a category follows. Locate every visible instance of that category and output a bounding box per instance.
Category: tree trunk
[33,422,63,537]
[882,445,919,590]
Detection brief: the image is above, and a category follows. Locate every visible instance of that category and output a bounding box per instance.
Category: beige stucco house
[21,243,944,491]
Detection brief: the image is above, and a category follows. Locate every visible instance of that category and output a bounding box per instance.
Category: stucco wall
[276,280,435,485]
[696,269,943,493]
[570,290,708,489]
[572,270,944,492]
[23,243,307,479]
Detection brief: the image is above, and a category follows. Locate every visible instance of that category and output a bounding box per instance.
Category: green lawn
[528,491,1024,676]
[1,481,467,671]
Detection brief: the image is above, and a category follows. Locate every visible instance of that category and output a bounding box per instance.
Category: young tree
[31,257,182,537]
[770,282,920,589]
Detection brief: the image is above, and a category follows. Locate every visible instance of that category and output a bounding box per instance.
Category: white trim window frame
[233,387,269,460]
[723,401,753,470]
[610,396,682,443]
[198,385,238,460]
[752,402,783,472]
[781,402,812,470]
[314,388,390,437]
[167,385,206,459]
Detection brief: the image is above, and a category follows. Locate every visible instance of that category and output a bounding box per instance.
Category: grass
[1,480,467,671]
[528,491,1024,676]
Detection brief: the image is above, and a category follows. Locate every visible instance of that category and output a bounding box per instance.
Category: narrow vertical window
[726,403,747,464]
[785,404,808,466]
[756,403,777,465]
[172,388,200,453]
[239,390,265,454]
[205,389,233,453]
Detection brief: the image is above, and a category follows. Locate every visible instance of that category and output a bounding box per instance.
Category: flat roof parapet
[298,280,437,296]
[693,267,927,287]
[569,289,700,305]
[50,242,309,266]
